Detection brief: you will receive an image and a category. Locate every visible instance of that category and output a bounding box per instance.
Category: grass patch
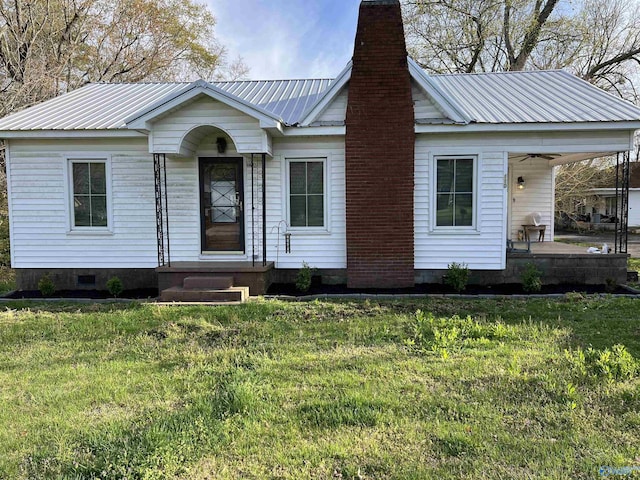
[0,297,640,478]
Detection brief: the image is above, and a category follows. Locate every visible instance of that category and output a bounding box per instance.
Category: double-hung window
[70,160,109,229]
[435,156,475,228]
[288,159,325,228]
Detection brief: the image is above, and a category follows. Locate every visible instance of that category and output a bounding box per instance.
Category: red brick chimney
[345,0,415,288]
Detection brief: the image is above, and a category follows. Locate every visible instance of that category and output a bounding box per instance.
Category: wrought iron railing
[154,153,170,266]
[615,151,630,254]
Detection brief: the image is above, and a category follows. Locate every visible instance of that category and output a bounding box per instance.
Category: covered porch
[508,145,635,256]
[123,81,284,300]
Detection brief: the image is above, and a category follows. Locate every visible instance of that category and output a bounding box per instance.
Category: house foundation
[15,268,158,291]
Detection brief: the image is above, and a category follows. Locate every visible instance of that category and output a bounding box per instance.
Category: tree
[403,0,640,101]
[0,0,247,117]
[554,158,617,227]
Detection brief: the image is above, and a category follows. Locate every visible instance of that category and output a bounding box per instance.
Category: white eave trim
[283,125,346,136]
[415,121,640,134]
[408,57,472,125]
[0,129,147,139]
[125,79,284,131]
[298,61,352,127]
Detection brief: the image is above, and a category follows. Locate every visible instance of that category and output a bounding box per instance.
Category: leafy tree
[403,0,640,101]
[0,0,247,117]
[554,158,618,227]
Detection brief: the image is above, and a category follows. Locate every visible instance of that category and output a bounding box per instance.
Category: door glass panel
[201,159,244,252]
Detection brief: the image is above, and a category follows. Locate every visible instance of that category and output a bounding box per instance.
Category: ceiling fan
[512,153,561,162]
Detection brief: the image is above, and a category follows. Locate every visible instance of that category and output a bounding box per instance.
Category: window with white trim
[288,159,325,228]
[70,160,108,228]
[435,156,475,228]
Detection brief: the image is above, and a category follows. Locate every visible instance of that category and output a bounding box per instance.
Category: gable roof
[124,79,285,130]
[0,64,639,133]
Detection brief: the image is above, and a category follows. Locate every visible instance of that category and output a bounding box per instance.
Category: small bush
[521,263,542,293]
[106,276,124,297]
[444,262,470,293]
[605,277,617,293]
[38,275,55,297]
[295,262,314,292]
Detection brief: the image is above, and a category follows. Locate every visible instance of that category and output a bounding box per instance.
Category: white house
[1,0,640,297]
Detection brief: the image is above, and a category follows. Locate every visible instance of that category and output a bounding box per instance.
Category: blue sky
[206,0,361,80]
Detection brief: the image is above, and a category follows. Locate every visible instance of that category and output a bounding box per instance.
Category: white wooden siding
[412,80,446,120]
[414,134,507,270]
[313,80,450,124]
[267,137,346,269]
[317,88,348,124]
[509,160,554,240]
[9,128,624,273]
[151,96,269,155]
[9,138,157,268]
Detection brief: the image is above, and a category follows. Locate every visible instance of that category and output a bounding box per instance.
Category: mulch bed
[267,282,633,296]
[2,284,634,300]
[4,288,158,300]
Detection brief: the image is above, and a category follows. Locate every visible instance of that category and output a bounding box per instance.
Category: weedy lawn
[0,296,639,479]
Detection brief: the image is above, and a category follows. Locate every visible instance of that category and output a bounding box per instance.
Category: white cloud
[206,0,359,80]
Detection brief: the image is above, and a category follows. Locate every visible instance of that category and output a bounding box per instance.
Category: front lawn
[0,297,639,479]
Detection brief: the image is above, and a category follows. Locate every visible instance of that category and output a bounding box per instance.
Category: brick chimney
[345,0,415,288]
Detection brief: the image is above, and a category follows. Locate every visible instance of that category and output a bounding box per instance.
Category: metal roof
[0,68,638,132]
[432,70,640,124]
[0,79,333,131]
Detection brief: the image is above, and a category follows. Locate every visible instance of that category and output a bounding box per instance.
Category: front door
[199,158,244,253]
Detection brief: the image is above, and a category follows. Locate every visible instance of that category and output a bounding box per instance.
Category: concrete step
[183,276,234,290]
[159,286,249,303]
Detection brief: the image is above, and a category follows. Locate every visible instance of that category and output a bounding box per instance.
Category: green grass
[1,297,640,479]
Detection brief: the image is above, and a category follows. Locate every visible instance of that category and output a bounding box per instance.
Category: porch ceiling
[508,151,617,166]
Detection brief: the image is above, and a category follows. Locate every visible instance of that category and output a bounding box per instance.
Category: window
[288,160,325,228]
[70,160,108,228]
[435,156,475,228]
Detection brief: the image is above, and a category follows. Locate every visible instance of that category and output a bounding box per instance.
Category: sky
[206,0,361,80]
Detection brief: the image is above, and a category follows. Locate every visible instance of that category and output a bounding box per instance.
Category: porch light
[216,137,227,154]
[517,176,526,190]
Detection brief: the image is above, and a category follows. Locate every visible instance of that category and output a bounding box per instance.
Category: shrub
[295,262,314,292]
[38,275,55,297]
[106,276,124,298]
[521,263,542,293]
[443,262,470,293]
[605,277,617,293]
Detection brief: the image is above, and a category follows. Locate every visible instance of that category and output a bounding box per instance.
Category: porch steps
[159,276,249,303]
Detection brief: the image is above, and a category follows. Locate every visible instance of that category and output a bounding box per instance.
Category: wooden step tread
[183,276,234,290]
[159,286,248,303]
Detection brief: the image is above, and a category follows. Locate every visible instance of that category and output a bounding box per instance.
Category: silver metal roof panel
[433,70,640,123]
[0,68,638,132]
